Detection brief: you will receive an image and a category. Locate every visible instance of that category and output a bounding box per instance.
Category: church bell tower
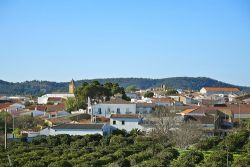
[69,79,75,94]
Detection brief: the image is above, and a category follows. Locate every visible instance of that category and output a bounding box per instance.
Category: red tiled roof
[152,98,174,103]
[203,87,240,92]
[110,114,140,119]
[48,97,62,101]
[180,105,250,115]
[182,108,198,114]
[103,98,132,104]
[47,117,72,125]
[27,105,47,111]
[96,116,110,123]
[46,103,65,112]
[0,103,14,110]
[181,106,229,115]
[229,104,250,114]
[136,103,155,107]
[185,115,215,124]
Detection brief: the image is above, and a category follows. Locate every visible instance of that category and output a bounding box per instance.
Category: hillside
[0,77,249,96]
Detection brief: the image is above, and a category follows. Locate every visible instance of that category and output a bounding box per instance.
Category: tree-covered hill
[0,77,249,96]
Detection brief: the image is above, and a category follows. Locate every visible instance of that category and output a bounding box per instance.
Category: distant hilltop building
[69,79,75,94]
[200,87,240,95]
[160,84,166,90]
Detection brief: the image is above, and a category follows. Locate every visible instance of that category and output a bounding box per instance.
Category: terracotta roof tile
[110,114,140,119]
[203,87,240,92]
[0,103,14,110]
[102,98,132,104]
[52,123,104,130]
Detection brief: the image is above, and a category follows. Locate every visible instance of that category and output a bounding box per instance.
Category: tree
[165,89,178,96]
[48,160,72,167]
[24,161,46,167]
[0,111,12,128]
[15,115,43,129]
[129,129,143,137]
[74,81,129,109]
[13,128,22,138]
[65,97,77,112]
[144,91,154,98]
[195,136,221,151]
[117,158,131,167]
[172,122,203,149]
[0,111,12,149]
[232,154,250,167]
[202,151,233,167]
[219,129,249,151]
[156,148,179,166]
[171,150,204,167]
[126,85,137,93]
[149,107,178,142]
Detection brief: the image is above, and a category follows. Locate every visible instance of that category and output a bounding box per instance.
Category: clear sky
[0,0,249,86]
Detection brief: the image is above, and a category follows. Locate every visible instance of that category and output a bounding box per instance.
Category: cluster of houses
[1,80,250,139]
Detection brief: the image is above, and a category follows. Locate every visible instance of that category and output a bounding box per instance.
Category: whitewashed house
[152,98,174,107]
[49,123,110,136]
[126,93,139,99]
[89,98,136,118]
[136,103,155,114]
[7,103,25,113]
[110,114,143,132]
[38,93,74,104]
[20,110,46,117]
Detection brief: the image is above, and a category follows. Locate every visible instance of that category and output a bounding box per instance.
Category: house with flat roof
[49,123,110,136]
[110,114,143,132]
[89,98,136,118]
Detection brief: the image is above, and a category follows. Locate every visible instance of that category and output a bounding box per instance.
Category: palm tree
[0,110,12,150]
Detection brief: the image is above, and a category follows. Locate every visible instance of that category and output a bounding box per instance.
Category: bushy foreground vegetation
[0,128,249,167]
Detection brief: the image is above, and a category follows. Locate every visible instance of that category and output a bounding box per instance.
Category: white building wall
[110,118,143,132]
[43,94,75,98]
[233,114,250,119]
[200,88,207,94]
[38,97,49,104]
[49,129,104,136]
[136,107,152,114]
[10,103,25,109]
[38,94,75,104]
[91,104,136,118]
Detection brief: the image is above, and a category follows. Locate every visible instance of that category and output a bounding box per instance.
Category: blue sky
[0,0,249,86]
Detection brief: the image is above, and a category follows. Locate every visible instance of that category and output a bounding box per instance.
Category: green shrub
[170,150,204,167]
[127,150,152,165]
[48,160,72,167]
[219,129,249,151]
[195,136,222,150]
[232,154,250,167]
[202,151,233,167]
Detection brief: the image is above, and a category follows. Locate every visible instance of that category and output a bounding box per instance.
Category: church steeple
[69,79,75,94]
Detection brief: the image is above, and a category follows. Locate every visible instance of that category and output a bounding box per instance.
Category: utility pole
[238,103,241,125]
[12,114,15,139]
[4,113,7,150]
[226,146,229,167]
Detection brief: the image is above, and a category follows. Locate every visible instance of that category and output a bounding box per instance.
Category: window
[107,108,110,113]
[122,120,125,125]
[113,120,116,125]
[117,108,120,114]
[126,108,129,114]
[98,108,102,114]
